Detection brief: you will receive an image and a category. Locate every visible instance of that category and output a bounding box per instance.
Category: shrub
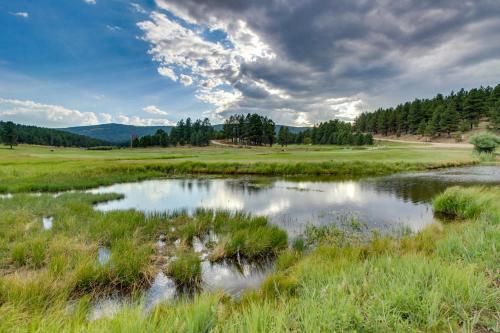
[469,133,500,153]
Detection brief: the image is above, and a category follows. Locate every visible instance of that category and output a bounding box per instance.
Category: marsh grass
[1,186,499,332]
[433,186,499,220]
[166,251,202,288]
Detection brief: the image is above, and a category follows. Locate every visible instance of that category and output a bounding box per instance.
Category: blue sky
[0,0,203,127]
[1,0,499,127]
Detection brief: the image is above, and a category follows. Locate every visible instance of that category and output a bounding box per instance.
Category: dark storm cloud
[148,0,500,125]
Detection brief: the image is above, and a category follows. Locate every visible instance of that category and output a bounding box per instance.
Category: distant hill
[1,121,111,147]
[62,123,310,143]
[61,123,173,144]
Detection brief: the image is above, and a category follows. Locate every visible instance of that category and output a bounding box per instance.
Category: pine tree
[440,101,459,137]
[416,120,426,135]
[464,89,484,129]
[408,100,422,134]
[1,121,17,149]
[429,106,442,136]
[377,111,388,135]
[491,100,500,131]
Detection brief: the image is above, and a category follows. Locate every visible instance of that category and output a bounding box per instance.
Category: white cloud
[0,98,175,127]
[138,10,276,122]
[99,113,113,123]
[157,67,178,81]
[116,114,174,126]
[179,74,193,86]
[0,98,99,127]
[131,3,147,14]
[143,105,169,116]
[83,0,96,4]
[10,12,29,18]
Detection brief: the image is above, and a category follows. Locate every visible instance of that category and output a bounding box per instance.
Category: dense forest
[0,121,110,148]
[132,118,213,147]
[355,85,500,138]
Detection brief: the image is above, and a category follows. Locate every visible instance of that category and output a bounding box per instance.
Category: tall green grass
[1,186,498,332]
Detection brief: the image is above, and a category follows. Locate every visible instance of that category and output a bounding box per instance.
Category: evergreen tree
[440,101,459,137]
[490,100,500,131]
[377,111,388,135]
[408,99,422,134]
[278,126,289,147]
[1,121,18,149]
[464,89,484,129]
[416,120,427,135]
[429,106,442,136]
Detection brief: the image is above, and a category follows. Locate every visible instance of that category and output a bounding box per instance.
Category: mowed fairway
[0,142,476,193]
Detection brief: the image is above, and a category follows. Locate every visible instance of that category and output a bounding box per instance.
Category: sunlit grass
[0,143,479,193]
[0,149,498,332]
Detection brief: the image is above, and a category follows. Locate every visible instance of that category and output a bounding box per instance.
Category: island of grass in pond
[0,193,287,306]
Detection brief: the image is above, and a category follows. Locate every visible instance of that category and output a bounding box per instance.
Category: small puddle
[88,296,128,321]
[42,216,53,230]
[192,236,205,253]
[98,246,111,265]
[202,259,274,298]
[144,272,177,312]
[156,234,167,250]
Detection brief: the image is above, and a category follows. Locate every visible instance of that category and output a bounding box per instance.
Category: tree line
[132,118,213,147]
[0,121,110,148]
[222,114,276,146]
[221,114,373,146]
[276,121,373,146]
[355,85,500,137]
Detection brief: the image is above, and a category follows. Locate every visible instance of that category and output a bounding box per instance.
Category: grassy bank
[0,143,478,193]
[0,186,498,332]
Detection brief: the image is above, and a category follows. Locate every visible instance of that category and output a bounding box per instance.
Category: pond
[90,165,500,238]
[86,165,499,318]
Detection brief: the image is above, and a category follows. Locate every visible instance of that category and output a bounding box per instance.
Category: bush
[469,133,500,153]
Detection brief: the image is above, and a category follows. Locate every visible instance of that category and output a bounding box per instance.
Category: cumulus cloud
[143,105,169,116]
[137,0,500,125]
[116,114,174,126]
[0,98,174,127]
[179,74,193,86]
[83,0,96,4]
[0,98,99,127]
[10,12,29,18]
[99,113,113,123]
[157,67,178,81]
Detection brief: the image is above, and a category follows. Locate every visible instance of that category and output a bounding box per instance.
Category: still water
[90,166,500,237]
[87,165,499,318]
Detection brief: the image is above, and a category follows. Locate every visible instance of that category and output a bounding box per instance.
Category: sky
[1,0,499,128]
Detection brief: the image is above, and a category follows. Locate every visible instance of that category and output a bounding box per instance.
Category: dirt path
[376,138,473,148]
[210,140,241,147]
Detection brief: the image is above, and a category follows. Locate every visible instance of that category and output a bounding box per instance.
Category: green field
[0,143,499,332]
[0,142,477,193]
